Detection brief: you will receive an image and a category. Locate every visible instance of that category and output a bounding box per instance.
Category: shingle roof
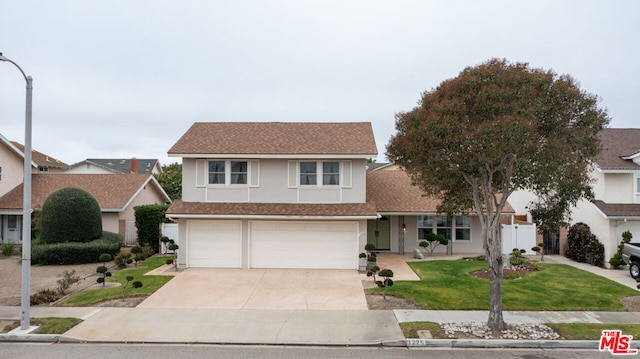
[70,158,160,174]
[9,141,69,169]
[366,170,515,214]
[594,128,640,170]
[168,122,378,156]
[166,200,377,218]
[0,174,168,211]
[593,200,640,218]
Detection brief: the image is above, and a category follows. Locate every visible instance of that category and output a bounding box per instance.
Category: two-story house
[568,128,640,263]
[166,122,378,269]
[0,133,68,244]
[166,122,516,270]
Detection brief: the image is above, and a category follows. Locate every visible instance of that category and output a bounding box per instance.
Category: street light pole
[0,52,33,331]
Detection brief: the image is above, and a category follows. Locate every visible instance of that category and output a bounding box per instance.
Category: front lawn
[374,260,639,311]
[57,256,174,306]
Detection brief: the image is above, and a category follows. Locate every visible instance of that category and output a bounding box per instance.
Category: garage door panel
[250,221,358,269]
[188,220,242,268]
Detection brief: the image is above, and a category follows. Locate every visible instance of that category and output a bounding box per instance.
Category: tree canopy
[386,58,609,330]
[154,162,182,200]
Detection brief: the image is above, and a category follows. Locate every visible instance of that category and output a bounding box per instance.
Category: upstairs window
[323,161,340,185]
[208,161,225,184]
[0,166,2,181]
[300,162,317,185]
[230,161,247,184]
[637,176,640,194]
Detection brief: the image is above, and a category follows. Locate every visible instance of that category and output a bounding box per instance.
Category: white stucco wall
[182,158,368,204]
[0,142,25,198]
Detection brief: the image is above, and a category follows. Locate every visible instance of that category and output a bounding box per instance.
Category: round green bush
[40,187,102,244]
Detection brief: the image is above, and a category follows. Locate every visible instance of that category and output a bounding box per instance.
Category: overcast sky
[1,1,638,166]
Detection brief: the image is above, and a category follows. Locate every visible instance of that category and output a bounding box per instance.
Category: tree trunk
[486,221,506,331]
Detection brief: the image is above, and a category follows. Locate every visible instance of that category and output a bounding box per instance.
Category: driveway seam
[242,269,266,309]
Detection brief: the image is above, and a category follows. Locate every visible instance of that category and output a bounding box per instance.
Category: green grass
[400,322,446,338]
[547,323,640,340]
[2,317,82,334]
[58,256,174,306]
[371,260,639,311]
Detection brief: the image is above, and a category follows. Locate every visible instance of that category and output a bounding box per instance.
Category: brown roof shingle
[10,141,69,169]
[593,200,640,218]
[166,200,377,218]
[366,170,515,214]
[594,128,640,170]
[168,122,378,156]
[0,174,165,211]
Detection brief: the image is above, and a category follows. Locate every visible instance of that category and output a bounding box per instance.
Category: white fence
[501,223,537,256]
[161,223,179,254]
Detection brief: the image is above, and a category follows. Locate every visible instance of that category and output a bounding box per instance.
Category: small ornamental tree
[419,232,448,256]
[387,58,608,330]
[130,245,145,266]
[40,187,102,244]
[377,269,394,300]
[532,243,545,262]
[96,253,113,287]
[168,242,179,271]
[122,275,143,300]
[610,231,633,268]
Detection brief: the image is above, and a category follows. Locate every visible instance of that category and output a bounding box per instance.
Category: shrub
[114,252,133,269]
[56,269,81,295]
[31,232,122,265]
[134,204,170,253]
[40,187,102,244]
[565,222,604,267]
[610,231,633,269]
[30,289,59,305]
[1,243,15,256]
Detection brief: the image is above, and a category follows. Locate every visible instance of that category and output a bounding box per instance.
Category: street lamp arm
[0,52,30,84]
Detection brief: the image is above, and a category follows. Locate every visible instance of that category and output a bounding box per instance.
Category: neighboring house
[569,128,640,264]
[509,128,640,264]
[0,133,69,198]
[166,122,517,270]
[366,165,516,255]
[166,122,379,269]
[66,158,162,175]
[1,134,69,243]
[0,174,171,245]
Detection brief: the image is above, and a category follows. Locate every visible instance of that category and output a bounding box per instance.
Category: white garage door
[188,220,242,268]
[250,221,358,269]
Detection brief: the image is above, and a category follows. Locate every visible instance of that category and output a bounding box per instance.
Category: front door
[3,215,21,243]
[367,216,391,250]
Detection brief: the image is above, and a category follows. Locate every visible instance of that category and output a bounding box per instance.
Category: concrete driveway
[138,268,368,310]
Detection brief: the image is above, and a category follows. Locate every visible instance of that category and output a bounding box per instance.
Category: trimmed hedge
[134,204,170,253]
[40,187,102,244]
[31,232,123,265]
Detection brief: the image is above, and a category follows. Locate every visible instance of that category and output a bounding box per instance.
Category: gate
[543,231,560,255]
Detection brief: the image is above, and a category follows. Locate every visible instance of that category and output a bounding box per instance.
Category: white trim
[622,152,640,160]
[196,159,206,187]
[170,153,375,159]
[168,214,377,220]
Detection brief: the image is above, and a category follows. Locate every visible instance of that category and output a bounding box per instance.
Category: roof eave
[169,153,377,159]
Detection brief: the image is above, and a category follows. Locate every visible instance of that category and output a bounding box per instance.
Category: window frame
[417,214,472,242]
[207,160,249,186]
[299,161,317,186]
[322,161,340,186]
[297,161,341,187]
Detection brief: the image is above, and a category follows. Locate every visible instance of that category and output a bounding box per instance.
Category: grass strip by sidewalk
[2,317,82,334]
[371,260,639,311]
[400,322,640,340]
[57,256,173,307]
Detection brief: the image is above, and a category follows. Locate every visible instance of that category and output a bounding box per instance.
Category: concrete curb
[0,333,624,350]
[404,338,601,349]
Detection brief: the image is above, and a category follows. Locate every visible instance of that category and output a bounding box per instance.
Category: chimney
[131,158,138,174]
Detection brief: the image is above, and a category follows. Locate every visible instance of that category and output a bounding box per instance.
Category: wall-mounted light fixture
[402,223,407,233]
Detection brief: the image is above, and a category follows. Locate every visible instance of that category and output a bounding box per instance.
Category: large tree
[154,162,182,200]
[386,58,608,330]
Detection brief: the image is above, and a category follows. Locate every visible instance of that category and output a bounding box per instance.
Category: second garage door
[249,221,358,269]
